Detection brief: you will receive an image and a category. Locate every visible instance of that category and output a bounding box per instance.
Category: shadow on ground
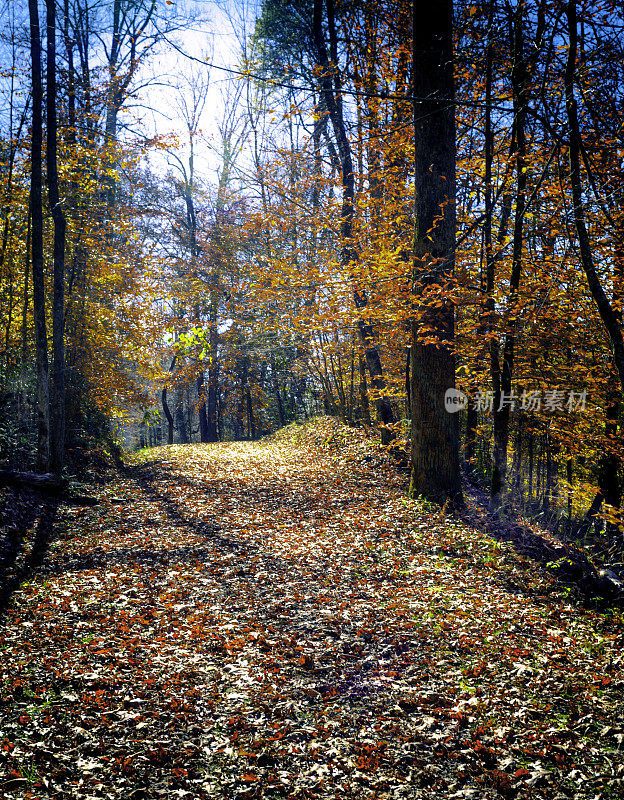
[0,487,59,618]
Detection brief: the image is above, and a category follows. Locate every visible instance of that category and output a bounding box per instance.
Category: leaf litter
[1,417,623,799]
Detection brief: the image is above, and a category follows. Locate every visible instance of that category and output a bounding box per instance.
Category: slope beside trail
[0,418,623,800]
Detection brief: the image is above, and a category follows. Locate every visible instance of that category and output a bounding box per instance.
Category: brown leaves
[1,419,623,799]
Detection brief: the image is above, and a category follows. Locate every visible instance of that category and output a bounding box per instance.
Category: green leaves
[175,326,211,360]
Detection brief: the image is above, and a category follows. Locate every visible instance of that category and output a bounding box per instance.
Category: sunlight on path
[1,420,623,799]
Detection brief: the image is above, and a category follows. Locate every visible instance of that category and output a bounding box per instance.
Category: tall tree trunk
[359,355,371,425]
[162,356,176,445]
[187,132,211,445]
[206,300,220,442]
[271,355,286,427]
[528,423,534,501]
[175,385,188,443]
[28,0,49,472]
[197,371,210,442]
[46,0,67,475]
[20,209,31,371]
[162,388,174,444]
[491,5,529,508]
[237,356,249,439]
[467,0,495,474]
[246,386,255,440]
[464,402,478,470]
[409,0,462,506]
[186,133,210,445]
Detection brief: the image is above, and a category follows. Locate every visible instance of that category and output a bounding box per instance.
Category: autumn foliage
[1,419,623,797]
[2,3,624,567]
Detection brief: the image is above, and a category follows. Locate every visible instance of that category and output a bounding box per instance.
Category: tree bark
[0,469,67,492]
[46,0,67,476]
[28,0,50,472]
[174,385,188,443]
[357,354,370,425]
[20,209,31,372]
[271,355,286,427]
[464,402,478,470]
[162,356,176,445]
[467,0,495,474]
[246,386,255,440]
[491,4,529,508]
[197,371,210,442]
[409,0,462,506]
[206,300,220,442]
[162,388,174,444]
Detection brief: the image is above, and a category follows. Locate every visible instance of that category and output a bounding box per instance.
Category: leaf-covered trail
[1,419,623,799]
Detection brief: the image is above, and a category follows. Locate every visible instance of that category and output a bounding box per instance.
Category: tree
[169,66,212,442]
[564,0,624,394]
[312,0,396,443]
[252,0,400,442]
[28,0,50,472]
[408,0,462,505]
[562,0,624,524]
[489,1,537,508]
[46,0,68,475]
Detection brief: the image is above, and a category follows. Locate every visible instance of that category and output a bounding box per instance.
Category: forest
[3,0,624,535]
[1,0,623,521]
[1,1,624,797]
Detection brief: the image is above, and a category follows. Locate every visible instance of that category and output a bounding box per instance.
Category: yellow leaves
[597,502,624,532]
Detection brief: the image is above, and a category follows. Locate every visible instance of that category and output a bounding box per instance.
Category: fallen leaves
[0,417,623,799]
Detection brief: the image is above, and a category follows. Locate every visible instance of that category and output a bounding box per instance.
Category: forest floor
[0,417,623,800]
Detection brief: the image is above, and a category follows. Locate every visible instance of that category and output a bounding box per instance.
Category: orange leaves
[1,417,624,796]
[298,652,315,670]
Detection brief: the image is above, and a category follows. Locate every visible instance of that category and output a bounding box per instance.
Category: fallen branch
[0,469,68,492]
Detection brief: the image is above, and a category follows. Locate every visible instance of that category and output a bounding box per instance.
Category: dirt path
[1,419,623,799]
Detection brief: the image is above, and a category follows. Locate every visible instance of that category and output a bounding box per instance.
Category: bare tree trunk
[20,209,31,372]
[467,0,495,475]
[46,0,67,475]
[206,300,219,442]
[465,402,478,471]
[491,5,529,508]
[175,385,188,443]
[162,357,176,445]
[409,0,462,506]
[197,371,210,442]
[28,0,49,472]
[271,355,286,427]
[528,422,534,501]
[246,386,255,440]
[237,356,249,439]
[162,388,174,444]
[358,355,371,425]
[347,340,355,422]
[186,385,194,442]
